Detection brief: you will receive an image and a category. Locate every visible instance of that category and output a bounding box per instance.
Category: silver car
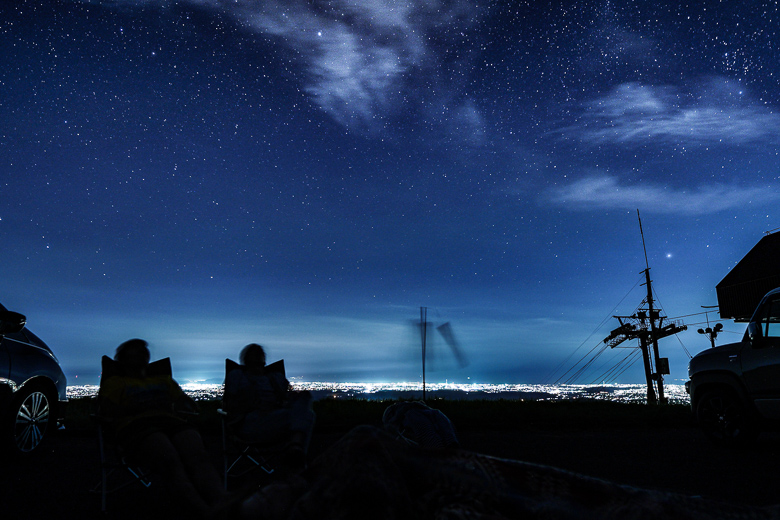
[0,304,67,453]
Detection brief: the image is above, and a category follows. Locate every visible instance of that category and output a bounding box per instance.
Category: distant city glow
[67,382,690,405]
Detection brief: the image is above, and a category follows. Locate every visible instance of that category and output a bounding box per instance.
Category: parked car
[0,304,67,453]
[686,287,780,444]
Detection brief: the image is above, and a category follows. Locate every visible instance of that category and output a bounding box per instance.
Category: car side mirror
[747,322,762,343]
[0,310,26,336]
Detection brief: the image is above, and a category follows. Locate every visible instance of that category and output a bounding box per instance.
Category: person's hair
[240,343,266,366]
[114,338,150,364]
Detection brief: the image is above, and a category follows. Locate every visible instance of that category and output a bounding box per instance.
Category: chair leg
[223,443,276,488]
[222,415,229,490]
[93,424,153,511]
[220,410,277,488]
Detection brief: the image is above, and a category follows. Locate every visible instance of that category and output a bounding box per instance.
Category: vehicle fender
[15,376,63,418]
[689,371,753,411]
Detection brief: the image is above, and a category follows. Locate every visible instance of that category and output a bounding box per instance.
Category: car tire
[696,387,756,446]
[6,387,53,454]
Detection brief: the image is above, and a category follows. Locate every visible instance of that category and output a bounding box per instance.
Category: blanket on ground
[247,425,780,520]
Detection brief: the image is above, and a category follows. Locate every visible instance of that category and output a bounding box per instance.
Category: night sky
[3,0,779,386]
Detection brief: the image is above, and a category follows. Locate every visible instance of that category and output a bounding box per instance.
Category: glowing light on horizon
[67,382,690,404]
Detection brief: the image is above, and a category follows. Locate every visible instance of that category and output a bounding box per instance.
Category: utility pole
[638,332,656,404]
[638,212,668,403]
[644,267,666,403]
[601,211,687,404]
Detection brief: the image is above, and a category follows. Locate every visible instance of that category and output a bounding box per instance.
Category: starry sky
[2,0,779,387]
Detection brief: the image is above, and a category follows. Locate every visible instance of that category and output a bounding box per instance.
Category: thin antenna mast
[637,210,664,404]
[637,209,649,271]
[420,306,428,401]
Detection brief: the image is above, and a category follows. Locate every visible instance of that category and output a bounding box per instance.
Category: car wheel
[9,388,52,453]
[696,388,756,446]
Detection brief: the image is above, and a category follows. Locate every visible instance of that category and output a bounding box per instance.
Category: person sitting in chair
[223,343,315,469]
[98,338,230,517]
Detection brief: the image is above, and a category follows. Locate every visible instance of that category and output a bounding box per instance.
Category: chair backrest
[266,359,286,376]
[222,358,286,411]
[100,355,172,381]
[224,358,285,378]
[96,356,175,429]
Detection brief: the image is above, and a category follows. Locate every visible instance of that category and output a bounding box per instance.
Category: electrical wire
[593,348,641,384]
[543,274,644,384]
[611,350,643,382]
[561,343,610,385]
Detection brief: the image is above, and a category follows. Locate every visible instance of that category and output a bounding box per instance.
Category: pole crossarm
[657,321,687,339]
[602,307,686,405]
[604,316,686,348]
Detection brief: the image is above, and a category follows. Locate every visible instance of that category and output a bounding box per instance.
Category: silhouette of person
[223,343,315,468]
[98,339,230,517]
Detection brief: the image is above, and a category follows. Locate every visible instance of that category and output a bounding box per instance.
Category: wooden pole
[645,268,666,404]
[639,334,657,405]
[638,211,665,404]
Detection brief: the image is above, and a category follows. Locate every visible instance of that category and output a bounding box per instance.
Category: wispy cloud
[548,174,780,215]
[100,0,482,136]
[562,80,780,146]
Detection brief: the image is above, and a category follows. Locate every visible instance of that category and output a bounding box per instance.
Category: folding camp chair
[91,355,173,512]
[219,358,286,489]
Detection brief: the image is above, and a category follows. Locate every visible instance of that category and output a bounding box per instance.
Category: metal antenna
[637,209,649,271]
[420,306,427,401]
[414,306,467,401]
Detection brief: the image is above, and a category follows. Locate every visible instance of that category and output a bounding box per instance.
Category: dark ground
[3,404,780,519]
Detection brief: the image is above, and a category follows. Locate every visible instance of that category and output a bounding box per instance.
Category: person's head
[240,343,266,370]
[114,338,150,375]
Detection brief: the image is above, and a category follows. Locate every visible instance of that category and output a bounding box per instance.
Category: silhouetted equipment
[603,212,687,405]
[417,307,468,401]
[604,305,686,405]
[697,323,723,349]
[435,322,469,369]
[716,230,780,322]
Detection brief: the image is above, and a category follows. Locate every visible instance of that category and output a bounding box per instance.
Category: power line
[544,274,644,384]
[673,333,692,359]
[561,343,611,385]
[668,310,718,320]
[609,350,643,382]
[593,349,641,384]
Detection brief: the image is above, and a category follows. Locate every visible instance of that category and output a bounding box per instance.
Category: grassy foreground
[63,396,696,435]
